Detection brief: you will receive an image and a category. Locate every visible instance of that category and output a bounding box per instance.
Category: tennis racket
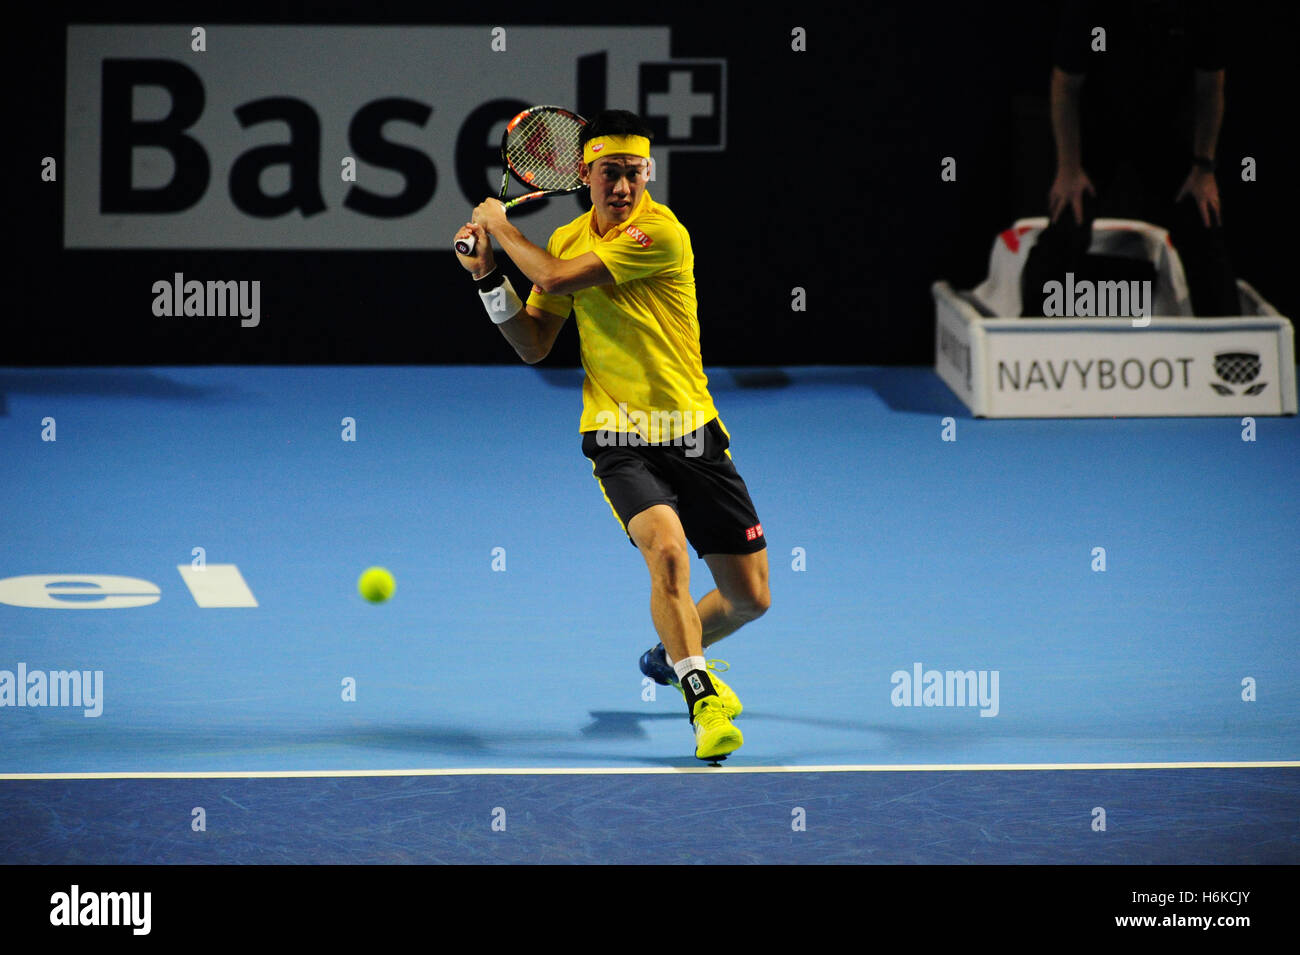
[454,105,587,255]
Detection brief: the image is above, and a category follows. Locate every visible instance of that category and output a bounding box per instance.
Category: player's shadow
[529,367,585,389]
[0,369,228,409]
[20,722,516,758]
[580,710,679,739]
[527,366,969,418]
[583,708,947,740]
[336,724,497,753]
[569,709,1004,767]
[715,366,969,417]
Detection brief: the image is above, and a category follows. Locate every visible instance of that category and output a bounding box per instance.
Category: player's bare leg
[627,504,702,666]
[697,550,770,650]
[628,504,741,760]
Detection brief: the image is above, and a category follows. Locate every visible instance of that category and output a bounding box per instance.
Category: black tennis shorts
[581,417,766,558]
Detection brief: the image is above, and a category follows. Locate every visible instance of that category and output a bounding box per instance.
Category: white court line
[1,760,1297,780]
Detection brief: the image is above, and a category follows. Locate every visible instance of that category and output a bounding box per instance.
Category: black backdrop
[6,0,1296,367]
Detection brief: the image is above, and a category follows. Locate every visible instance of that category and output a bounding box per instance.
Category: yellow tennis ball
[358,566,395,603]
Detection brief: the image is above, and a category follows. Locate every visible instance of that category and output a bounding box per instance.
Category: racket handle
[455,191,540,254]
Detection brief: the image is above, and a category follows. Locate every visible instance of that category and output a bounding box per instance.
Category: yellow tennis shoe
[692,696,743,761]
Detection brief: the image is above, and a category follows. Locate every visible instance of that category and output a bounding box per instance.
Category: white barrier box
[933,218,1297,418]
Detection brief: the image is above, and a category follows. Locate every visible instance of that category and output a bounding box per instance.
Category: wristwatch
[1191,155,1216,172]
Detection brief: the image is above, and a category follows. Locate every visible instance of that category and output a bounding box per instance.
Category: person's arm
[498,304,569,364]
[1048,66,1095,223]
[1191,67,1225,157]
[473,199,614,294]
[1175,68,1226,227]
[452,221,571,364]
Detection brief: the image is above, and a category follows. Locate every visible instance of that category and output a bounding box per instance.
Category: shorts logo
[744,523,763,541]
[623,225,653,247]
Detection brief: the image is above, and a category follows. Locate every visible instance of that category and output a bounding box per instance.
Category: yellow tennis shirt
[526,192,718,442]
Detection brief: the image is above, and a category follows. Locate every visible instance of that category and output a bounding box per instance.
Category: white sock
[662,646,674,666]
[673,656,708,682]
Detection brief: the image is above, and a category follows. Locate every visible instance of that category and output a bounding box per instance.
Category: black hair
[578,109,654,149]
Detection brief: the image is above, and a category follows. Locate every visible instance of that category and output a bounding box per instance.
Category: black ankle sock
[681,668,717,717]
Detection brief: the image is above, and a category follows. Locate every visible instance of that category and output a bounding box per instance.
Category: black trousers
[1021,131,1240,317]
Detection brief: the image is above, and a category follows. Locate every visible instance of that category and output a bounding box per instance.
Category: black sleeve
[1053,0,1094,74]
[1187,0,1228,70]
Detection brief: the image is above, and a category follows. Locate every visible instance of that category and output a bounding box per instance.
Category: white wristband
[478,275,524,325]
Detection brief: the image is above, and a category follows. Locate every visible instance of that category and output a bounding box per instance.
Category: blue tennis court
[1,365,1297,863]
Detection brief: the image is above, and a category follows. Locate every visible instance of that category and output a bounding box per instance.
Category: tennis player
[454,110,769,761]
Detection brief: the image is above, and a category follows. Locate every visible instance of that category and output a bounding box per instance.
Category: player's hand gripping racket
[454,105,587,255]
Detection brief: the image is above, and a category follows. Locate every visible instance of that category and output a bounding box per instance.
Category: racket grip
[455,233,477,256]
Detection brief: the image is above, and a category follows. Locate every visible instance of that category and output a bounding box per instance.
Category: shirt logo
[623,225,653,248]
[745,523,763,541]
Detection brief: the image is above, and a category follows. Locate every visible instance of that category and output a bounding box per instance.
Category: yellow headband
[583,135,651,164]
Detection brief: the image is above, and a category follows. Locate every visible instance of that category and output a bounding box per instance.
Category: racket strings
[507,112,584,190]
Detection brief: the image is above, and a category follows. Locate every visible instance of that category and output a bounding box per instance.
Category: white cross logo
[646,70,714,139]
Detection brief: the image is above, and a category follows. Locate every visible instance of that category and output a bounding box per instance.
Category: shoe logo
[687,674,705,694]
